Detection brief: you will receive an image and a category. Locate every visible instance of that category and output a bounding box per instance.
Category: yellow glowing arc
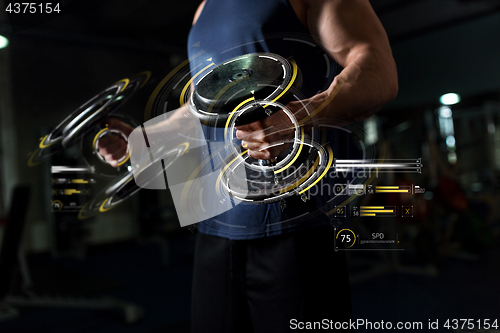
[77,203,95,220]
[51,200,63,211]
[116,153,131,166]
[92,126,109,148]
[136,71,152,89]
[298,144,333,195]
[99,198,114,213]
[177,142,190,155]
[336,228,356,248]
[91,126,131,167]
[274,127,304,174]
[263,59,298,108]
[224,96,256,142]
[144,50,206,121]
[179,62,215,107]
[215,149,249,196]
[113,78,130,93]
[27,148,43,167]
[39,135,55,149]
[279,155,320,194]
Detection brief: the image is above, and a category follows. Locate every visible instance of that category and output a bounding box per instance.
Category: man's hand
[235,109,295,160]
[97,118,134,167]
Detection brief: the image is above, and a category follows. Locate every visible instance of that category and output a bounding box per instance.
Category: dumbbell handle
[258,157,278,180]
[258,158,276,167]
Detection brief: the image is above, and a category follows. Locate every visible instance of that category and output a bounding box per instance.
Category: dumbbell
[28,72,153,218]
[188,53,330,204]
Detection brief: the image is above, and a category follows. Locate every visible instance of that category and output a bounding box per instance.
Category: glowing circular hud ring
[219,138,332,204]
[225,100,302,173]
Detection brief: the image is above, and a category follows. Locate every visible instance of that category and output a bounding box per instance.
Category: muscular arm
[236,0,397,159]
[302,0,398,122]
[104,1,397,162]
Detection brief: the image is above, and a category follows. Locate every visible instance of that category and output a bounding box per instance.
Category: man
[100,0,397,331]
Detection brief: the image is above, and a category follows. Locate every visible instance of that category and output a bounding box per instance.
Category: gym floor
[0,230,498,333]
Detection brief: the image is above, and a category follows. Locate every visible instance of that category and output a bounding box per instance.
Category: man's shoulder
[192,0,206,26]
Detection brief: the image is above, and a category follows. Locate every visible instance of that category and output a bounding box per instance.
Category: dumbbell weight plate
[189,53,302,127]
[78,143,188,219]
[27,81,127,166]
[28,72,150,166]
[62,71,150,147]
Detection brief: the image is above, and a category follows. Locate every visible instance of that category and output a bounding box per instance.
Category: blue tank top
[187,0,346,239]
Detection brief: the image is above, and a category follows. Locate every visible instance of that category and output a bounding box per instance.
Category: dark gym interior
[1,0,500,332]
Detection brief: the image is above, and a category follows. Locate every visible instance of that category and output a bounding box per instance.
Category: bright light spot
[440,93,461,105]
[127,165,132,171]
[0,35,9,49]
[446,135,456,148]
[439,106,452,118]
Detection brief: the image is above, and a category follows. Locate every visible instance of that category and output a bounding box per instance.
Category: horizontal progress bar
[71,179,89,184]
[360,210,394,213]
[375,190,410,193]
[335,159,420,163]
[334,164,419,168]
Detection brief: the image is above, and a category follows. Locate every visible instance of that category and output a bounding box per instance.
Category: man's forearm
[289,48,397,127]
[300,0,398,125]
[320,47,398,123]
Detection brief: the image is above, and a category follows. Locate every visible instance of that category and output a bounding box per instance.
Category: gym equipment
[189,53,302,127]
[78,127,188,219]
[28,72,155,217]
[28,71,150,167]
[188,53,332,203]
[77,144,185,219]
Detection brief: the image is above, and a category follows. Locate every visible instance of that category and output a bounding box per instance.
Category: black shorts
[191,226,352,332]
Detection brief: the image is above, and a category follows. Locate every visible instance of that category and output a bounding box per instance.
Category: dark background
[0,0,500,332]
